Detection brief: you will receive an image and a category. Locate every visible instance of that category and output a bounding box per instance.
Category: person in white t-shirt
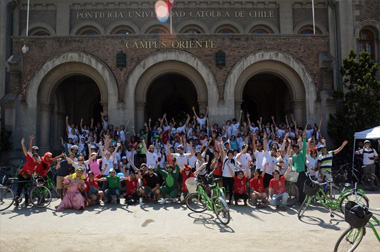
[230,110,242,137]
[358,140,379,176]
[142,139,159,168]
[169,142,194,169]
[192,106,208,129]
[236,143,252,176]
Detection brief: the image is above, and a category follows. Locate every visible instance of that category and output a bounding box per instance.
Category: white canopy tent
[352,126,380,163]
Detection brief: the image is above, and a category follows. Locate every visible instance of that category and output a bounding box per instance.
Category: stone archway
[224,50,317,124]
[25,51,119,151]
[125,50,218,129]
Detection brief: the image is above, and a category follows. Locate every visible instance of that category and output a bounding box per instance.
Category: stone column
[279,2,293,34]
[198,100,207,115]
[39,102,52,152]
[135,102,145,130]
[292,100,305,125]
[234,100,242,119]
[56,3,70,35]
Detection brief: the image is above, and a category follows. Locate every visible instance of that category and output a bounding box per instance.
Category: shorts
[88,186,99,196]
[56,176,65,189]
[363,163,376,175]
[142,186,153,195]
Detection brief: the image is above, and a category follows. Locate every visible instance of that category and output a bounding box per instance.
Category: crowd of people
[15,108,379,212]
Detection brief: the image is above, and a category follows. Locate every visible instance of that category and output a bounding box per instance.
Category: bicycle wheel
[286,183,299,206]
[185,192,207,213]
[298,195,312,219]
[334,226,365,252]
[30,186,52,208]
[213,197,230,225]
[47,180,59,200]
[0,186,15,211]
[338,191,369,214]
[362,173,379,191]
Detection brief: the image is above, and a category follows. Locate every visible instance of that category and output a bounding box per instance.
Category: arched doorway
[146,74,198,122]
[241,74,291,122]
[53,75,102,137]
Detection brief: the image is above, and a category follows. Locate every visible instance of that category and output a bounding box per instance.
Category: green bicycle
[45,168,59,199]
[185,172,230,225]
[298,173,369,219]
[334,183,380,252]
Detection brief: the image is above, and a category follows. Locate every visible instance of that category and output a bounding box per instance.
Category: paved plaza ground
[1,191,379,252]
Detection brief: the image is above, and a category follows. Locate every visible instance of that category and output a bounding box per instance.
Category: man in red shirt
[120,171,139,205]
[268,164,292,211]
[85,171,104,206]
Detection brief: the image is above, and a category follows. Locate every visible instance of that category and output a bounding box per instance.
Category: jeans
[269,192,289,207]
[105,188,120,199]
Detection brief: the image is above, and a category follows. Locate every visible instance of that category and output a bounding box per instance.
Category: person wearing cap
[56,153,75,199]
[358,140,378,179]
[15,137,43,207]
[57,167,85,211]
[87,147,101,176]
[168,140,194,169]
[157,163,181,204]
[139,166,160,202]
[180,164,195,202]
[95,168,121,204]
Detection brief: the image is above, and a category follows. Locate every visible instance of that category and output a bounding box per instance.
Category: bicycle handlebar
[307,172,329,186]
[354,182,380,211]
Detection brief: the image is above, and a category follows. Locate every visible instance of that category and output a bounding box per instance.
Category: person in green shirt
[292,132,308,203]
[96,168,121,204]
[157,164,180,204]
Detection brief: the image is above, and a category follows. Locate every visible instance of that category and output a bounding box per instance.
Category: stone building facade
[0,0,379,160]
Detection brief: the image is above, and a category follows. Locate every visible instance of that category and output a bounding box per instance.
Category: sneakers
[139,197,143,207]
[159,199,166,205]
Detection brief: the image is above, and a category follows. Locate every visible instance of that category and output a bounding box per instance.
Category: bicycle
[185,172,230,225]
[352,162,379,191]
[0,175,16,211]
[333,183,380,252]
[45,168,59,199]
[298,173,369,219]
[2,174,53,209]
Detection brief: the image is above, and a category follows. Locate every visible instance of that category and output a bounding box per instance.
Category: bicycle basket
[303,179,319,196]
[286,171,299,183]
[344,201,372,228]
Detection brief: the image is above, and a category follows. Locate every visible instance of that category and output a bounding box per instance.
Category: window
[218,28,235,34]
[252,29,269,34]
[300,29,314,35]
[150,29,167,34]
[183,29,201,34]
[81,30,99,35]
[115,29,132,35]
[358,29,375,58]
[31,31,50,36]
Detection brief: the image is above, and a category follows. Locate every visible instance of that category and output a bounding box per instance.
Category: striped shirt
[318,151,334,171]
